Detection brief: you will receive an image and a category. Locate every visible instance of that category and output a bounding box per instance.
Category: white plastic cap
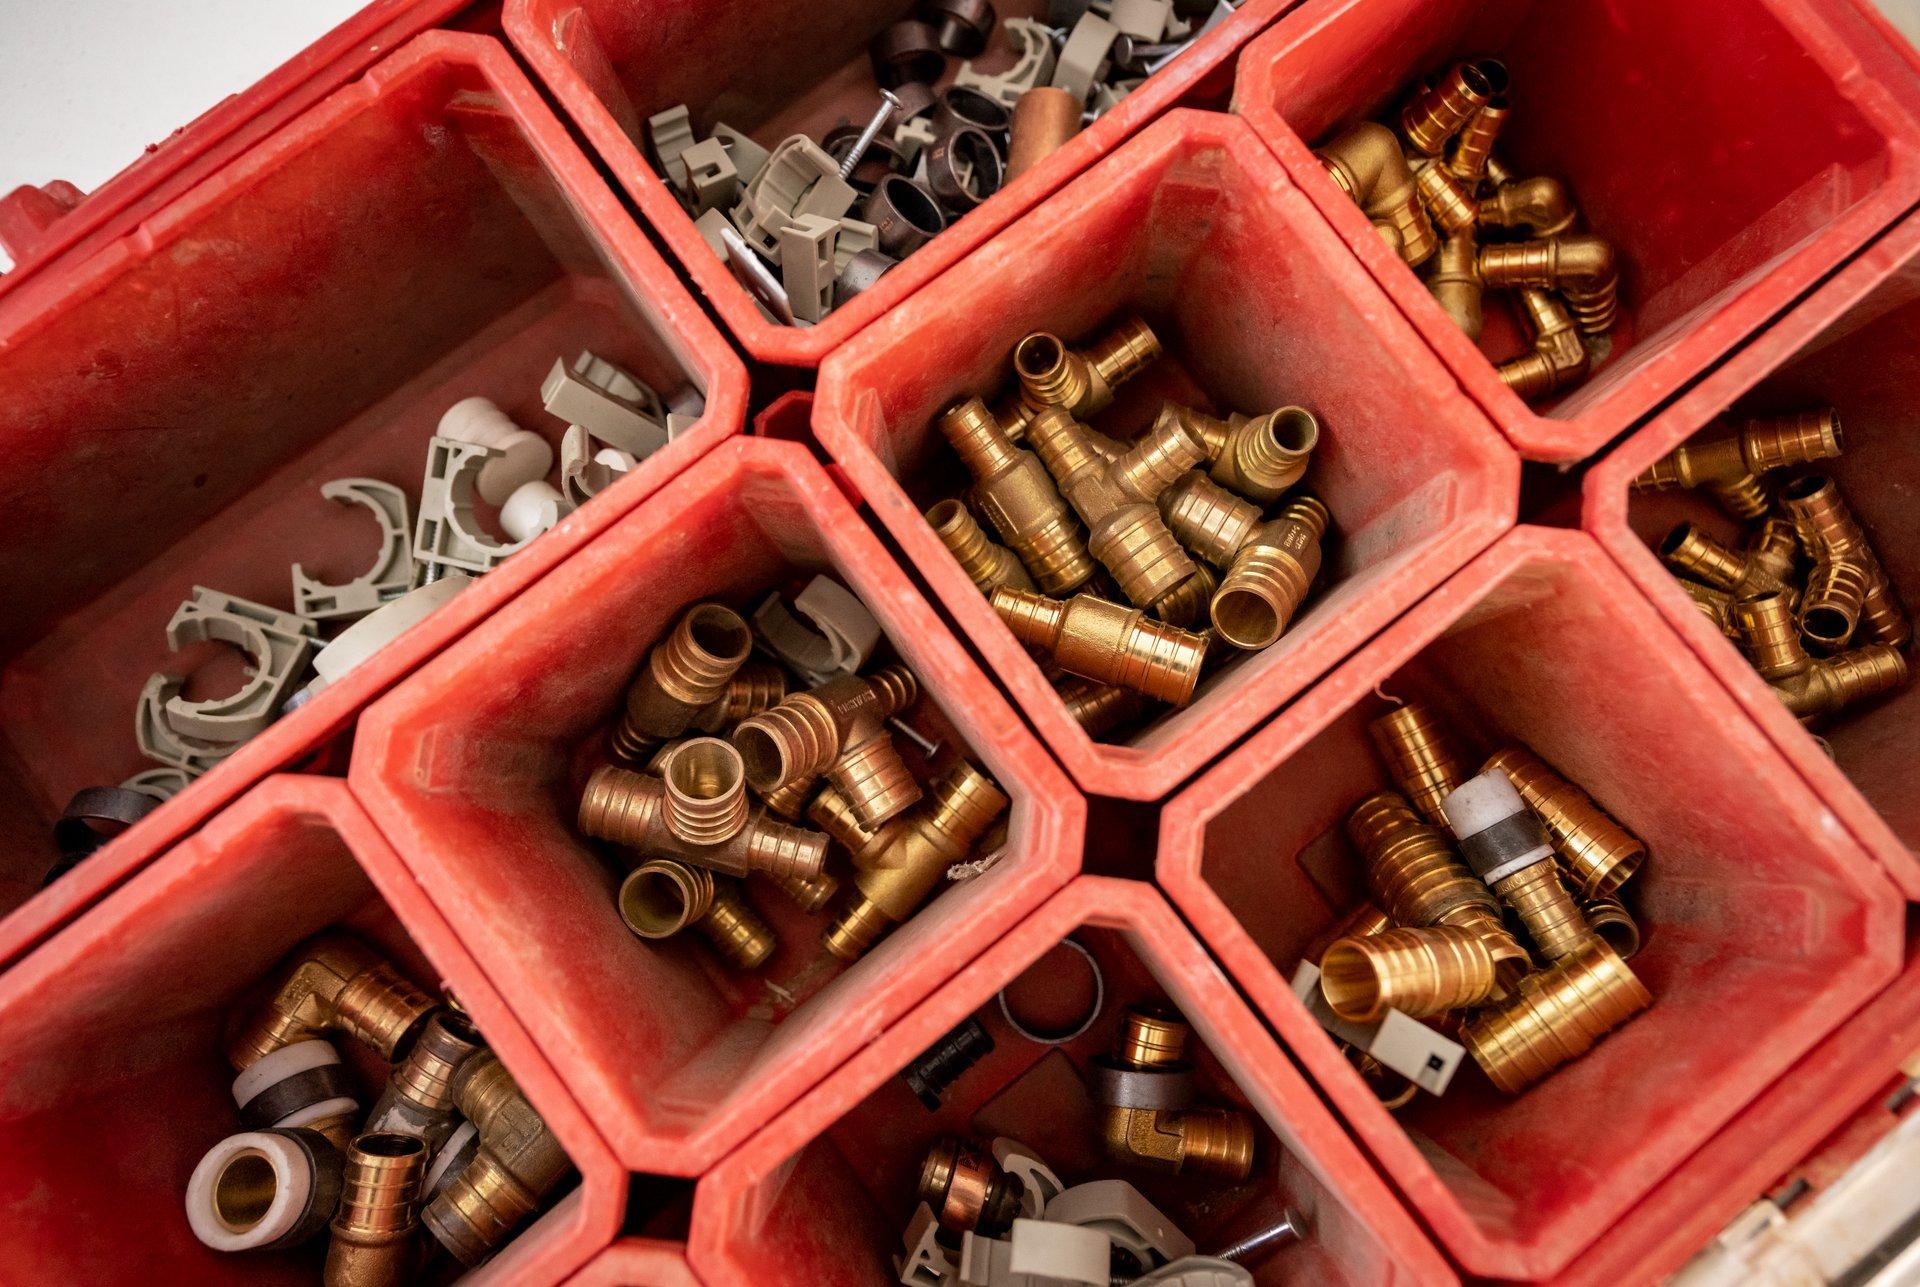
[1440,769,1529,839]
[437,397,555,504]
[437,396,519,449]
[230,1038,339,1110]
[498,479,569,543]
[184,1131,316,1252]
[592,446,637,473]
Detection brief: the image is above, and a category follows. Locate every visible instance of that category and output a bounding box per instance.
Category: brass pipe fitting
[1320,925,1502,1022]
[1783,474,1909,649]
[1307,900,1394,964]
[1368,701,1470,826]
[610,603,754,763]
[1801,553,1872,649]
[226,934,436,1072]
[1447,97,1509,184]
[1319,121,1438,266]
[1479,234,1619,335]
[1734,591,1813,680]
[757,774,815,820]
[1496,289,1588,400]
[1583,895,1640,960]
[324,1133,427,1287]
[1165,403,1321,505]
[1442,771,1592,962]
[1006,85,1082,182]
[1096,1007,1255,1182]
[808,780,905,867]
[1027,405,1206,608]
[578,764,829,881]
[1400,61,1495,155]
[1739,591,1908,719]
[1481,746,1645,899]
[618,858,776,969]
[732,667,922,827]
[1055,675,1153,738]
[364,1009,486,1151]
[1012,316,1162,421]
[917,1137,1024,1237]
[1661,523,1789,598]
[1461,938,1651,1094]
[422,1052,572,1265]
[1426,230,1484,340]
[660,737,752,846]
[926,498,1035,594]
[990,587,1208,705]
[186,1126,346,1252]
[1476,175,1577,238]
[1150,563,1216,629]
[822,759,1008,961]
[1414,159,1479,237]
[938,397,1096,595]
[1682,578,1742,640]
[1746,518,1802,588]
[768,867,840,914]
[1632,410,1845,516]
[1211,495,1329,650]
[690,661,788,734]
[1158,469,1262,570]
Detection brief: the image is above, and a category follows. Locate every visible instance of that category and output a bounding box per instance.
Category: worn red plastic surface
[1233,0,1920,463]
[0,775,623,1285]
[1157,526,1905,1279]
[815,110,1517,800]
[691,876,1454,1285]
[352,437,1085,1176]
[503,0,1299,367]
[0,30,746,972]
[567,1239,699,1286]
[1585,208,1920,904]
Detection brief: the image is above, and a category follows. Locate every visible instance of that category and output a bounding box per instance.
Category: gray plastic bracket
[779,214,840,323]
[992,1139,1065,1218]
[291,479,413,621]
[414,438,538,580]
[694,207,732,261]
[751,576,882,683]
[1007,1220,1110,1284]
[541,352,669,458]
[897,1203,954,1287]
[136,675,234,776]
[894,114,939,166]
[719,222,796,324]
[121,767,194,801]
[559,424,628,506]
[647,104,697,183]
[711,123,769,187]
[955,18,1060,110]
[680,138,740,215]
[1290,960,1465,1096]
[1133,1258,1256,1286]
[1052,13,1120,103]
[150,588,319,745]
[834,218,880,272]
[731,135,856,256]
[1109,0,1173,40]
[1043,1180,1195,1270]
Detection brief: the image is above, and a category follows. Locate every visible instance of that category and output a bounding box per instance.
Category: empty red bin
[0,775,623,1285]
[1233,0,1920,463]
[814,109,1518,801]
[502,0,1299,367]
[690,876,1453,1285]
[1156,526,1905,1279]
[350,437,1084,1176]
[568,1239,699,1286]
[1586,207,1920,904]
[0,30,745,971]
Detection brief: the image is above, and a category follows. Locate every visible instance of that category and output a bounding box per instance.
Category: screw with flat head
[838,90,904,180]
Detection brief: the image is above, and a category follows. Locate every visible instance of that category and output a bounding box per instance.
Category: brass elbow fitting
[925,498,1035,594]
[821,759,1008,961]
[423,1052,572,1265]
[1479,234,1619,336]
[618,858,775,970]
[732,667,922,827]
[1443,771,1592,963]
[1055,675,1153,738]
[577,764,829,882]
[1447,97,1510,185]
[689,661,789,734]
[1583,895,1640,960]
[1319,121,1438,267]
[1369,701,1470,825]
[1320,925,1502,1022]
[938,397,1096,595]
[1211,495,1329,650]
[1414,159,1479,237]
[1783,474,1909,649]
[1462,938,1651,1094]
[1094,1008,1255,1182]
[226,934,436,1072]
[1426,230,1484,340]
[1496,289,1589,400]
[1012,315,1162,421]
[364,1009,486,1151]
[1481,746,1644,900]
[1633,410,1844,520]
[1164,403,1320,506]
[1660,522,1789,598]
[917,1137,1024,1238]
[325,1133,427,1287]
[610,603,754,763]
[1400,60,1498,155]
[990,586,1208,705]
[1476,174,1578,238]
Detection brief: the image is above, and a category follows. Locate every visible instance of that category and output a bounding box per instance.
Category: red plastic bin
[1585,207,1920,904]
[814,109,1518,800]
[351,437,1085,1176]
[690,876,1454,1285]
[567,1239,699,1286]
[1232,0,1920,463]
[503,0,1299,366]
[0,30,745,972]
[0,774,623,1285]
[1156,525,1905,1279]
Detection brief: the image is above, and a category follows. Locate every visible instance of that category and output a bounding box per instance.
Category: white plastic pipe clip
[541,351,670,458]
[436,396,555,506]
[290,478,413,621]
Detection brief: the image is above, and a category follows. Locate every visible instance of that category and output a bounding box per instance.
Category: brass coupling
[1369,701,1471,825]
[619,858,776,970]
[1055,675,1153,738]
[1094,1007,1255,1182]
[578,764,828,882]
[1319,121,1437,266]
[917,1137,1024,1238]
[1782,474,1909,649]
[1478,234,1619,335]
[1476,174,1577,238]
[1163,402,1320,504]
[1012,315,1161,421]
[1345,793,1526,977]
[324,1133,427,1287]
[938,397,1096,595]
[926,498,1034,594]
[1661,522,1790,598]
[689,661,789,734]
[1159,469,1262,570]
[1462,938,1650,1094]
[1400,60,1499,155]
[610,602,755,763]
[1211,496,1330,650]
[1482,746,1645,899]
[1426,230,1485,340]
[990,587,1209,706]
[363,1008,486,1152]
[422,1052,572,1265]
[732,667,922,827]
[226,934,437,1072]
[1442,771,1592,962]
[1320,924,1502,1022]
[1495,288,1589,399]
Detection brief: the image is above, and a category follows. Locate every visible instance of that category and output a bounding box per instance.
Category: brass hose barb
[1735,591,1812,680]
[364,1009,486,1152]
[578,764,829,882]
[1802,553,1871,649]
[757,773,816,821]
[1400,60,1495,155]
[689,661,789,733]
[1462,938,1651,1094]
[1683,578,1741,640]
[732,667,922,827]
[660,737,752,846]
[1211,495,1329,650]
[1746,517,1802,589]
[1096,1008,1255,1182]
[1478,234,1619,335]
[1150,563,1217,629]
[610,602,754,763]
[1496,289,1589,400]
[767,867,840,915]
[1633,410,1845,511]
[1165,403,1320,505]
[422,1053,572,1265]
[1442,771,1591,962]
[1346,794,1511,950]
[917,1137,1024,1237]
[990,587,1208,706]
[619,858,777,970]
[1446,96,1509,184]
[226,934,436,1072]
[1369,701,1471,825]
[1319,121,1437,266]
[926,498,1035,594]
[1783,474,1909,649]
[1306,900,1394,964]
[937,397,1096,595]
[1426,230,1484,340]
[1476,174,1577,238]
[1012,315,1161,421]
[1660,523,1789,598]
[1056,675,1154,738]
[1415,159,1479,237]
[807,780,906,867]
[325,1133,427,1287]
[1320,925,1503,1022]
[1482,746,1645,899]
[1583,895,1641,960]
[1159,469,1262,570]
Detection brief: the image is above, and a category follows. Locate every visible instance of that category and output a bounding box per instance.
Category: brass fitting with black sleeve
[577,757,830,883]
[1093,1007,1255,1182]
[610,602,755,764]
[324,1132,427,1287]
[422,1052,572,1265]
[1443,770,1593,963]
[917,1137,1024,1237]
[990,586,1209,706]
[226,934,438,1073]
[1633,410,1845,522]
[1734,591,1908,722]
[732,667,923,827]
[939,396,1096,595]
[1010,316,1162,424]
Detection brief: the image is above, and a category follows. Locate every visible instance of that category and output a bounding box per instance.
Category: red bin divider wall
[0,30,745,972]
[0,774,622,1285]
[1232,0,1920,463]
[351,436,1085,1177]
[567,1239,700,1286]
[814,109,1517,801]
[690,876,1455,1285]
[1156,525,1905,1279]
[503,0,1300,367]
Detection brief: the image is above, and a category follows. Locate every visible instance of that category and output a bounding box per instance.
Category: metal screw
[890,715,941,759]
[838,90,903,180]
[1211,1209,1306,1264]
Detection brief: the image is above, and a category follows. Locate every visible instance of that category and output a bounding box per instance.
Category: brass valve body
[422,1052,572,1264]
[1482,746,1645,899]
[1320,924,1503,1022]
[732,667,922,827]
[1211,496,1329,650]
[1369,702,1471,825]
[1011,316,1161,421]
[1496,289,1589,400]
[926,498,1035,594]
[939,397,1096,595]
[917,1137,1024,1237]
[991,587,1208,705]
[1319,121,1437,266]
[618,858,776,970]
[1097,1008,1255,1182]
[1462,939,1651,1094]
[578,764,828,881]
[1783,474,1909,649]
[611,602,754,763]
[325,1133,427,1287]
[1164,403,1320,504]
[227,934,436,1072]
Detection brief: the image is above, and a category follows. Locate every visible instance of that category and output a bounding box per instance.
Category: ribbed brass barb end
[767,867,840,915]
[938,396,1096,595]
[1211,496,1329,650]
[1415,159,1479,236]
[757,774,816,821]
[1150,563,1217,629]
[1012,315,1162,420]
[1096,1007,1256,1182]
[1346,794,1514,955]
[1442,771,1591,962]
[1427,229,1484,340]
[1583,895,1640,960]
[690,661,789,733]
[364,1009,486,1151]
[1165,403,1321,504]
[227,934,436,1072]
[926,498,1035,594]
[917,1137,1025,1237]
[1306,900,1394,964]
[1783,474,1909,649]
[807,780,905,867]
[1369,701,1471,825]
[1400,60,1495,155]
[578,765,828,882]
[1056,675,1154,738]
[1477,174,1577,237]
[1746,517,1802,588]
[1319,121,1437,266]
[991,587,1208,705]
[1159,470,1262,570]
[1482,746,1645,899]
[660,737,751,846]
[618,858,776,969]
[1479,234,1619,335]
[1320,925,1502,1022]
[324,1133,427,1287]
[1462,938,1651,1094]
[1633,410,1845,509]
[1661,523,1789,598]
[732,667,922,826]
[422,1053,572,1264]
[1739,593,1908,719]
[611,602,754,763]
[1446,96,1509,184]
[1496,289,1589,399]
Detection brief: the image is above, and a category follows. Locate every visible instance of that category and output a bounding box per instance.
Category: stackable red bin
[814,110,1518,800]
[1586,207,1920,904]
[0,30,745,970]
[1232,0,1920,462]
[351,437,1085,1176]
[0,775,622,1286]
[1157,526,1905,1279]
[569,1240,699,1286]
[690,877,1454,1285]
[502,0,1299,366]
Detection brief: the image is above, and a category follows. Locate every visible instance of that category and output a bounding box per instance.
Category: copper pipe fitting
[1783,474,1909,649]
[1682,578,1742,640]
[926,498,1035,594]
[807,780,905,867]
[1738,592,1908,719]
[610,603,754,763]
[1369,702,1471,826]
[1447,97,1509,185]
[227,934,436,1071]
[1097,1008,1255,1182]
[1496,289,1589,400]
[767,867,840,915]
[990,587,1209,705]
[1479,234,1619,335]
[1633,410,1844,499]
[1735,591,1813,681]
[618,858,776,969]
[1158,469,1261,569]
[1211,495,1329,650]
[422,1052,572,1264]
[1012,316,1162,421]
[822,760,1008,960]
[1415,159,1479,237]
[1006,86,1081,182]
[732,667,922,827]
[1462,938,1651,1094]
[1443,771,1592,962]
[1477,175,1577,238]
[1661,523,1790,598]
[578,764,828,881]
[1164,403,1320,505]
[324,1133,427,1287]
[1055,675,1153,738]
[364,1009,485,1151]
[1481,746,1645,899]
[917,1137,1024,1237]
[938,397,1096,595]
[660,737,752,846]
[1400,61,1495,155]
[1746,517,1802,588]
[1583,895,1640,960]
[689,662,788,734]
[1426,230,1484,340]
[1319,121,1438,266]
[1150,563,1217,629]
[1321,925,1502,1022]
[1027,406,1206,608]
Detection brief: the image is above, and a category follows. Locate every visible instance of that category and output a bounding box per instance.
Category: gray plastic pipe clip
[291,479,413,621]
[1043,1179,1195,1269]
[153,588,319,744]
[413,437,539,581]
[955,18,1061,109]
[751,576,883,683]
[541,351,669,459]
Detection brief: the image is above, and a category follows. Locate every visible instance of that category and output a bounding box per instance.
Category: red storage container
[1585,207,1920,903]
[351,437,1085,1177]
[569,1239,699,1286]
[0,774,622,1285]
[690,876,1454,1285]
[1232,0,1920,463]
[1156,526,1905,1279]
[503,0,1300,367]
[0,30,745,971]
[814,109,1518,801]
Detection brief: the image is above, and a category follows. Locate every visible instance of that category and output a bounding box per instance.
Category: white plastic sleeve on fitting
[184,1131,316,1252]
[1441,768,1554,884]
[230,1039,340,1107]
[436,396,555,505]
[424,1119,481,1199]
[499,480,572,544]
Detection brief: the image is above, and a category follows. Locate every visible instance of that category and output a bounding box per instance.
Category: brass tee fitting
[1369,701,1470,825]
[324,1133,427,1287]
[1734,592,1908,721]
[1481,746,1644,899]
[1661,523,1790,599]
[689,661,789,734]
[1055,675,1153,738]
[1400,60,1498,155]
[227,934,436,1072]
[1426,230,1484,340]
[1164,403,1321,505]
[926,498,1035,594]
[364,1009,486,1151]
[1495,289,1589,400]
[1211,495,1329,650]
[1633,409,1845,521]
[1476,174,1577,238]
[990,587,1208,705]
[1095,1008,1255,1182]
[422,1052,572,1265]
[1447,97,1510,185]
[1319,121,1437,266]
[939,397,1096,595]
[1682,578,1742,640]
[618,858,776,970]
[1461,938,1650,1094]
[1011,315,1162,422]
[1442,771,1592,963]
[578,764,829,881]
[1479,234,1619,335]
[610,603,754,763]
[1783,474,1909,649]
[732,667,923,827]
[1320,925,1503,1022]
[917,1137,1024,1237]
